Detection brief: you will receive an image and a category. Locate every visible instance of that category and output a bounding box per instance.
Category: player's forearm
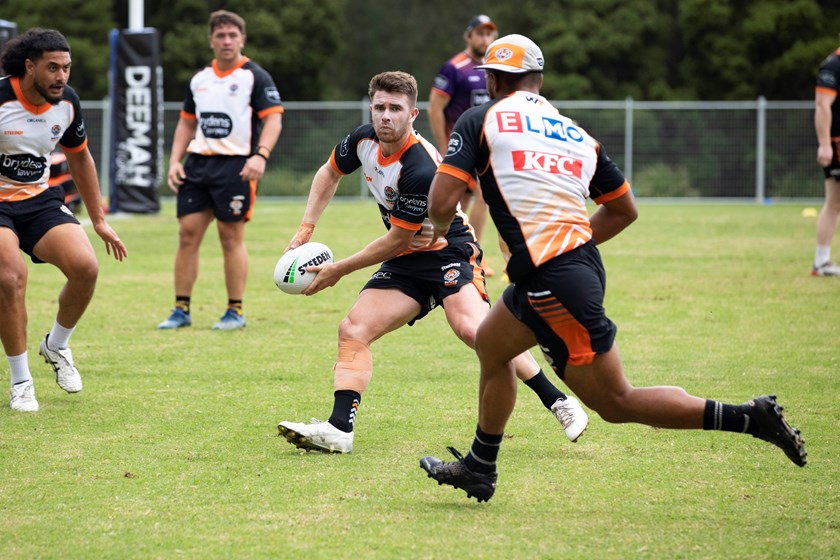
[815,103,832,146]
[301,163,341,225]
[257,113,282,153]
[65,149,107,223]
[335,232,412,276]
[169,119,196,163]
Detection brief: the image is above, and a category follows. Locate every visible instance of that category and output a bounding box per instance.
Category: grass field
[1,199,838,559]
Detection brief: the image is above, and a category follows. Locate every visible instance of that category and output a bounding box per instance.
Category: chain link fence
[80,98,818,201]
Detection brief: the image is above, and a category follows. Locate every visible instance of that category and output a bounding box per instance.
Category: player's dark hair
[0,28,70,78]
[209,10,246,36]
[368,71,418,106]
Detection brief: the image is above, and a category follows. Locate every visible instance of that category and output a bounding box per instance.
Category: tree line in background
[3,0,839,103]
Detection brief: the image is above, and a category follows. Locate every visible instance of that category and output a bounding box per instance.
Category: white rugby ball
[274,242,334,295]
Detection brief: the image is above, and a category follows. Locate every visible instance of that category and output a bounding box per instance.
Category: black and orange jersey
[330,123,473,254]
[0,76,87,202]
[181,57,283,157]
[817,48,840,137]
[437,91,630,282]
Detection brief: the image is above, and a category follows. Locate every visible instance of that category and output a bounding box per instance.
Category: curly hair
[0,28,70,78]
[367,71,418,106]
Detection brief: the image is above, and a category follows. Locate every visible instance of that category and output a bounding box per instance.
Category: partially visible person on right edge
[428,14,498,276]
[419,34,806,503]
[813,36,840,277]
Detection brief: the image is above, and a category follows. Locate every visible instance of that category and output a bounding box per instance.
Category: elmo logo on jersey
[512,150,582,178]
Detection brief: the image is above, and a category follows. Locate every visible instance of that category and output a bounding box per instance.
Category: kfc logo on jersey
[433,75,450,91]
[512,150,582,178]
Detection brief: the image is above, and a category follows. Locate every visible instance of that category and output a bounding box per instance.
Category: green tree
[3,0,115,99]
[147,0,345,101]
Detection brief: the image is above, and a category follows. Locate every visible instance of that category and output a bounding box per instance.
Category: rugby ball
[274,242,334,295]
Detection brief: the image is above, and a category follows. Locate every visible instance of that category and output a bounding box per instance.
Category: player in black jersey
[814,37,840,276]
[277,71,587,454]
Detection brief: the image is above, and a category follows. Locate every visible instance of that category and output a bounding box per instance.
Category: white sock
[48,321,76,350]
[815,246,832,267]
[8,352,32,385]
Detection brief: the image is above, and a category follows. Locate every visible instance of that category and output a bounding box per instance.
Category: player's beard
[34,79,63,105]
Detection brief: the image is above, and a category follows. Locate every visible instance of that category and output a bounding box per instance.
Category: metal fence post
[756,95,766,203]
[361,96,370,197]
[100,96,111,198]
[624,96,634,183]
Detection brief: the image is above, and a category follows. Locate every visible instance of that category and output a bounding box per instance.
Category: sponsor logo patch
[198,112,233,138]
[443,268,461,285]
[446,132,463,156]
[397,193,427,217]
[229,195,245,216]
[512,150,583,178]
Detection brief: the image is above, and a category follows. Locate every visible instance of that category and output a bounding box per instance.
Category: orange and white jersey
[0,76,88,202]
[330,124,474,254]
[438,90,630,281]
[181,57,283,156]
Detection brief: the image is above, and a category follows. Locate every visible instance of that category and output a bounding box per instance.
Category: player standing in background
[158,10,283,330]
[420,34,806,502]
[813,36,840,277]
[0,28,127,412]
[276,71,587,454]
[428,15,498,276]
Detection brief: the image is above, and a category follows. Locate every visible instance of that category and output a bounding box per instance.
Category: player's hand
[427,226,448,248]
[167,162,186,193]
[93,221,127,261]
[817,144,833,168]
[284,222,316,253]
[301,263,341,296]
[240,155,267,182]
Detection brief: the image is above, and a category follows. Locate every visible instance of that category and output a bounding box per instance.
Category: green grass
[1,200,838,559]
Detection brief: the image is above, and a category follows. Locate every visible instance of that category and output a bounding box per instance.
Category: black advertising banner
[109,28,162,213]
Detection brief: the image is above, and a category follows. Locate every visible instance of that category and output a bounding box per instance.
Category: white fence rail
[82,98,817,201]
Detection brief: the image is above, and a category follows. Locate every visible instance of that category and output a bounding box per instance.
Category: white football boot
[551,396,588,442]
[39,334,82,393]
[277,419,354,453]
[10,380,39,412]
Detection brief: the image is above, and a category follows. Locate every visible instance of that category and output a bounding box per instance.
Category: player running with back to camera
[276,71,587,454]
[419,34,806,502]
[1,28,127,412]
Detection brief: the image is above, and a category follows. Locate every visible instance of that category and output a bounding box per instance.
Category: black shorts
[502,241,617,378]
[362,238,488,324]
[823,138,840,179]
[0,187,79,263]
[177,155,255,222]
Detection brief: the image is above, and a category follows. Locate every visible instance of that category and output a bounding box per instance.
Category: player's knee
[0,264,26,299]
[67,257,99,285]
[337,316,376,343]
[451,322,478,348]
